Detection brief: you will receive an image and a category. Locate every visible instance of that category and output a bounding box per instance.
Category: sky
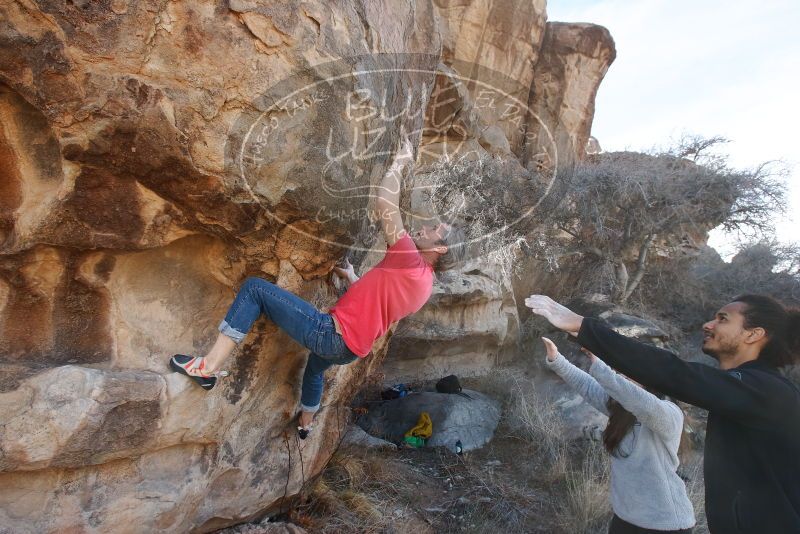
[547,0,800,258]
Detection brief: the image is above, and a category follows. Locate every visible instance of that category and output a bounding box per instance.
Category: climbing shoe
[296,412,314,440]
[169,355,228,391]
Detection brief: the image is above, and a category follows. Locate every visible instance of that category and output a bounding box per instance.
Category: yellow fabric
[404,412,433,439]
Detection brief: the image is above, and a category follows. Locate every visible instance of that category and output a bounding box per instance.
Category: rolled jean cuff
[300,402,320,413]
[218,319,246,344]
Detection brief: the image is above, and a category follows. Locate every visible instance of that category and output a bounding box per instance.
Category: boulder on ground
[356,390,500,452]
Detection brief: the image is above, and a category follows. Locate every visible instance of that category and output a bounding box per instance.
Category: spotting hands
[525,295,584,333]
[541,337,560,362]
[541,336,597,364]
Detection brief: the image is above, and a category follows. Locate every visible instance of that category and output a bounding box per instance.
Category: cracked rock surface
[0,1,614,532]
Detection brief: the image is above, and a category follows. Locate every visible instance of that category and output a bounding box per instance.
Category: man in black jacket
[525,294,800,533]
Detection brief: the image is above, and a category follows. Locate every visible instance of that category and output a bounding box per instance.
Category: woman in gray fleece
[542,337,695,534]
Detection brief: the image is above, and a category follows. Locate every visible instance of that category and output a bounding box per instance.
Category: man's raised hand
[525,295,584,333]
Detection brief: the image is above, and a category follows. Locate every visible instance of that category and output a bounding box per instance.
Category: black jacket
[578,317,800,533]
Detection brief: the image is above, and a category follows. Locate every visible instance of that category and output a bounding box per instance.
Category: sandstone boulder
[0,1,440,532]
[0,0,614,531]
[383,256,519,382]
[356,389,501,452]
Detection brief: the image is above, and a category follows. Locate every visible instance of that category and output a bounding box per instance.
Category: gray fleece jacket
[547,353,696,531]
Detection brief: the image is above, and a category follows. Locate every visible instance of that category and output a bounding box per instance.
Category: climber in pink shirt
[169,137,465,436]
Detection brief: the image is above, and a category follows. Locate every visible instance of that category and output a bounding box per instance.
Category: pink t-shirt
[330,234,434,357]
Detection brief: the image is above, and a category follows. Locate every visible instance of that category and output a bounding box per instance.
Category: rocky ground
[218,362,709,534]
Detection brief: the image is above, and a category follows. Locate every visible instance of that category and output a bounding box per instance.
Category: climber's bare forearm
[375,196,405,246]
[374,138,412,246]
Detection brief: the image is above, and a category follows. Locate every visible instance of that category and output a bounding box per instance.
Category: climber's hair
[733,294,800,368]
[435,224,466,272]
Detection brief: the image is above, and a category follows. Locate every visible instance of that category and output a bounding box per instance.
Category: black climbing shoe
[169,355,228,391]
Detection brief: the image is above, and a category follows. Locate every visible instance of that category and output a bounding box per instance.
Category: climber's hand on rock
[333,258,355,280]
[541,337,559,362]
[525,295,584,333]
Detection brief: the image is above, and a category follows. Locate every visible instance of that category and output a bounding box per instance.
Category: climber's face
[410,223,450,252]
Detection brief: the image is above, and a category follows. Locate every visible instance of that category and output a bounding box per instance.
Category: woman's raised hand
[541,337,559,362]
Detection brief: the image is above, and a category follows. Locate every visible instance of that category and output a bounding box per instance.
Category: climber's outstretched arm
[374,137,413,246]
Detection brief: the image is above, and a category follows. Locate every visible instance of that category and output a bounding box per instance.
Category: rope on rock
[281,432,292,516]
[294,430,306,499]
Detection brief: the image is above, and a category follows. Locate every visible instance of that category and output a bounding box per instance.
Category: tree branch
[620,233,657,302]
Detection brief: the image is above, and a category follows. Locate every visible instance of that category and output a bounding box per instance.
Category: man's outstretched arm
[525,295,792,428]
[374,137,413,246]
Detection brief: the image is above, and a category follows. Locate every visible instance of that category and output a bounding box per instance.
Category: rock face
[384,8,615,382]
[527,22,616,170]
[382,256,519,382]
[0,1,614,532]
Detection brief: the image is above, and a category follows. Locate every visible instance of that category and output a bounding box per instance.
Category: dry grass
[501,371,571,481]
[297,365,712,534]
[492,369,612,533]
[300,453,404,533]
[557,442,611,534]
[682,453,710,533]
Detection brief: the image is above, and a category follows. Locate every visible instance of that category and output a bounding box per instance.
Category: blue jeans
[219,277,358,412]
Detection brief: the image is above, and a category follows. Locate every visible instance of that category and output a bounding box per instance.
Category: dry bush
[408,154,551,264]
[304,452,399,534]
[542,136,788,303]
[504,373,570,480]
[324,454,368,488]
[557,441,611,534]
[637,240,800,344]
[681,454,710,534]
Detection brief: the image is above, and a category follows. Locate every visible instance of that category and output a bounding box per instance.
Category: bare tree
[548,137,787,303]
[704,240,800,299]
[639,240,800,337]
